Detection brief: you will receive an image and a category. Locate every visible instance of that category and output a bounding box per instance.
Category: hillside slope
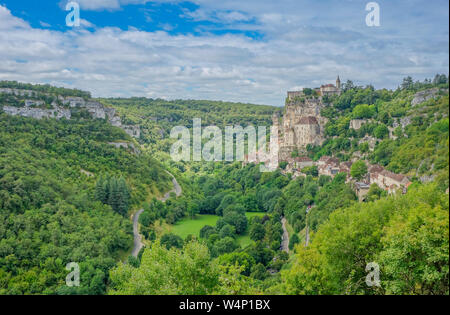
[0,87,172,294]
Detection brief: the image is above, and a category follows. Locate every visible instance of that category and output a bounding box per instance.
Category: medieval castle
[276,76,341,160]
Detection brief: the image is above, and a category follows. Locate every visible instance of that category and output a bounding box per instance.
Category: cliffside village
[281,155,411,201]
[1,83,423,200]
[246,77,413,201]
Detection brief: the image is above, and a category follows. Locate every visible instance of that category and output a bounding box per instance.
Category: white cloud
[60,0,153,11]
[0,3,448,106]
[39,21,52,28]
[80,19,96,28]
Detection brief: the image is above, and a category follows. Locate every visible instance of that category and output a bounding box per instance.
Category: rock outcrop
[3,105,71,120]
[411,88,440,107]
[278,96,327,160]
[1,88,140,139]
[108,142,141,155]
[349,119,368,130]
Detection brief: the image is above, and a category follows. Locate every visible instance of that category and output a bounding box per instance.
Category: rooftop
[298,116,319,125]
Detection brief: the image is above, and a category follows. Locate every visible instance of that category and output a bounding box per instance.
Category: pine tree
[95,175,105,202]
[108,177,119,213]
[117,177,130,216]
[102,178,110,204]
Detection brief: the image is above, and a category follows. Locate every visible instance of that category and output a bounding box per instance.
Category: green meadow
[170,212,267,247]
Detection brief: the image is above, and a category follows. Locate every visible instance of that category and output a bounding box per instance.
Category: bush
[160,233,184,250]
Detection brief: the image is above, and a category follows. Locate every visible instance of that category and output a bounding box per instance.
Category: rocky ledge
[1,89,140,139]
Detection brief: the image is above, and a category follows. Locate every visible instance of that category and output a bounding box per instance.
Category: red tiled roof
[369,165,384,173]
[295,156,313,162]
[298,116,318,125]
[327,157,340,166]
[341,161,353,169]
[381,170,406,182]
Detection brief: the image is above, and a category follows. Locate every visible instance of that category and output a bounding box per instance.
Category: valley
[0,76,448,295]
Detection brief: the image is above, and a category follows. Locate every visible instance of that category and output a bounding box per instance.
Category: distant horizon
[1,0,448,106]
[1,74,447,107]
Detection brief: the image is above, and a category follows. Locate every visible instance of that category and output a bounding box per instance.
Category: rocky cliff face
[1,88,140,139]
[3,105,71,120]
[411,88,440,107]
[278,97,327,160]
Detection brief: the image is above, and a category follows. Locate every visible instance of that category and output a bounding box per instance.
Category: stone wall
[279,95,327,159]
[349,119,367,130]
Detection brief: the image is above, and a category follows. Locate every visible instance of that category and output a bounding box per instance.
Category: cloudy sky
[0,0,448,106]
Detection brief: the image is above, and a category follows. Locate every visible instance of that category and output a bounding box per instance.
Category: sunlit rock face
[411,88,440,107]
[1,89,140,139]
[278,96,327,160]
[3,105,71,120]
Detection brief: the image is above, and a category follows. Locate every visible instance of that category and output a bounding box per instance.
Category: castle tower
[336,75,341,90]
[272,112,280,126]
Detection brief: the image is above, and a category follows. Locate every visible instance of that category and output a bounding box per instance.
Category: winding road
[305,225,310,247]
[131,171,182,257]
[281,217,289,253]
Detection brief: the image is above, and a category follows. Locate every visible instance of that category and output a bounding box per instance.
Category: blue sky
[0,0,448,105]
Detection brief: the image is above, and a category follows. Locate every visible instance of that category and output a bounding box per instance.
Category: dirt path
[281,217,289,253]
[305,224,310,247]
[131,171,182,257]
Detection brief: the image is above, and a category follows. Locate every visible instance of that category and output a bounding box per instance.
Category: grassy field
[168,212,266,246]
[170,215,220,239]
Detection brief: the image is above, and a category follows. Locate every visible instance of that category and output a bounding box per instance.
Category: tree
[109,241,221,295]
[187,201,199,219]
[282,184,449,295]
[200,225,216,239]
[401,76,414,90]
[95,175,107,203]
[213,237,237,256]
[366,184,386,202]
[160,233,183,250]
[302,166,318,177]
[223,211,248,235]
[250,263,267,280]
[432,74,448,85]
[289,234,300,250]
[219,224,236,239]
[374,124,389,139]
[352,104,376,119]
[117,177,130,216]
[216,252,255,276]
[343,80,355,91]
[350,160,368,181]
[378,197,449,294]
[249,222,265,242]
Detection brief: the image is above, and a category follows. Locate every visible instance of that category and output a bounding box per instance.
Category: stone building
[355,182,370,201]
[294,156,314,169]
[278,77,342,160]
[319,76,341,97]
[370,168,411,193]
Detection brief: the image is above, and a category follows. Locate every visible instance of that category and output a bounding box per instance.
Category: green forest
[0,109,171,294]
[0,76,448,295]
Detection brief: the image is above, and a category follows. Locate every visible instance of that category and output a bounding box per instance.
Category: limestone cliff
[278,97,328,160]
[1,88,140,139]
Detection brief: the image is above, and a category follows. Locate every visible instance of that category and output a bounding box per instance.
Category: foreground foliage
[282,184,449,295]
